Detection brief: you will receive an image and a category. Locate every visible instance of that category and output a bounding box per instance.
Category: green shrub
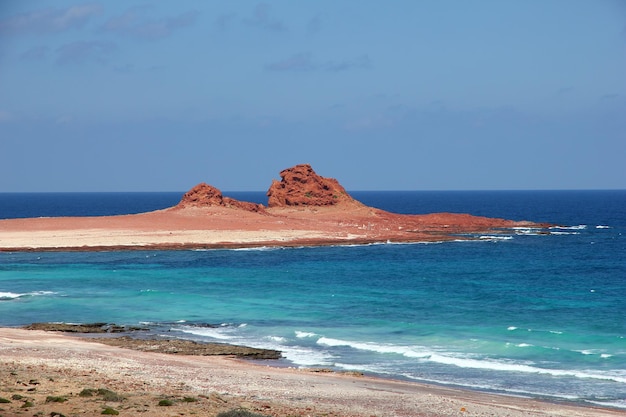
[97,389,124,402]
[45,396,67,403]
[158,399,174,406]
[0,397,10,403]
[79,388,96,397]
[11,394,24,400]
[182,396,198,402]
[101,407,119,415]
[21,401,34,408]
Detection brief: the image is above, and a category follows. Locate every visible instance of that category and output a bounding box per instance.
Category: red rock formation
[266,164,360,208]
[179,183,224,207]
[177,183,265,213]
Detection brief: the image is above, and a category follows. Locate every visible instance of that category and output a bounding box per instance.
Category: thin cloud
[101,6,199,40]
[56,41,116,65]
[0,3,102,35]
[266,53,371,73]
[244,3,287,32]
[216,13,237,31]
[306,14,323,35]
[600,93,619,101]
[324,54,371,72]
[20,46,49,61]
[266,53,316,71]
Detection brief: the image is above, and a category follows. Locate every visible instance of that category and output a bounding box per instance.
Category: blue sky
[1,1,624,192]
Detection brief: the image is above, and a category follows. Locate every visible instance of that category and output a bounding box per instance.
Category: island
[0,164,548,251]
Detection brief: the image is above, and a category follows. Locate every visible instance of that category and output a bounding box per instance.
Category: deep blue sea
[1,190,625,409]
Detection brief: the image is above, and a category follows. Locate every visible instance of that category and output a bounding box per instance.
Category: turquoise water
[1,191,625,408]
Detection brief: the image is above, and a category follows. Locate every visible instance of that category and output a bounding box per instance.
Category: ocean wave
[576,349,614,359]
[175,324,239,340]
[511,227,545,236]
[231,246,282,252]
[316,336,626,384]
[295,331,318,338]
[596,225,611,229]
[0,290,56,300]
[479,235,514,241]
[550,225,587,230]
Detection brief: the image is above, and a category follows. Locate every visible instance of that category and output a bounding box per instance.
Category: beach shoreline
[0,204,547,252]
[1,327,622,417]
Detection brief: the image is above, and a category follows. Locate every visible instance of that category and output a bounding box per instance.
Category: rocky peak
[266,164,358,208]
[176,183,265,213]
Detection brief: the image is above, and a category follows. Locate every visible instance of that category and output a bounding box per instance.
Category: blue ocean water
[1,190,625,409]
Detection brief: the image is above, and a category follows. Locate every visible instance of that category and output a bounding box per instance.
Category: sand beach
[1,328,623,417]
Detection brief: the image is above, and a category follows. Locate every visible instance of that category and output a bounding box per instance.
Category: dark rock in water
[23,322,149,333]
[91,336,282,360]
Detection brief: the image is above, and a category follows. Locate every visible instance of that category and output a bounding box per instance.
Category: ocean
[1,190,625,409]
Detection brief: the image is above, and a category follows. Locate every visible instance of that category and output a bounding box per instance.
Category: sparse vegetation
[97,388,124,401]
[45,396,67,403]
[79,388,96,397]
[78,388,124,401]
[0,398,10,404]
[101,407,119,415]
[158,399,174,406]
[182,396,198,402]
[216,408,270,417]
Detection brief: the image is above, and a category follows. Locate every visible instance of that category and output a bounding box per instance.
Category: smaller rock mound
[177,183,265,213]
[266,164,359,208]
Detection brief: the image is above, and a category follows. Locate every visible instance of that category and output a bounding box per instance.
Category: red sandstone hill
[171,163,547,239]
[266,164,362,208]
[176,163,362,211]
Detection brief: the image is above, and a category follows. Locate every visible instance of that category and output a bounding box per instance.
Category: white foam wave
[0,290,55,300]
[176,325,236,340]
[596,225,610,229]
[551,225,587,230]
[316,336,626,384]
[295,331,318,338]
[587,399,626,410]
[575,349,613,359]
[267,335,287,343]
[511,227,545,236]
[0,292,23,300]
[479,235,514,241]
[232,246,280,252]
[317,337,432,358]
[281,346,336,367]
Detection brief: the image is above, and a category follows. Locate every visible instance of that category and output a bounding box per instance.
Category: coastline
[0,204,546,252]
[1,327,622,417]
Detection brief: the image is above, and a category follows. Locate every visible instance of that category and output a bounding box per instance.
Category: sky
[0,0,625,192]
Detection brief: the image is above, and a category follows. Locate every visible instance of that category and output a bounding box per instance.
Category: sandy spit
[0,205,545,252]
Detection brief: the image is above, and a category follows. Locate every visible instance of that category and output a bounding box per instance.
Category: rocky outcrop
[266,164,360,208]
[176,183,265,213]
